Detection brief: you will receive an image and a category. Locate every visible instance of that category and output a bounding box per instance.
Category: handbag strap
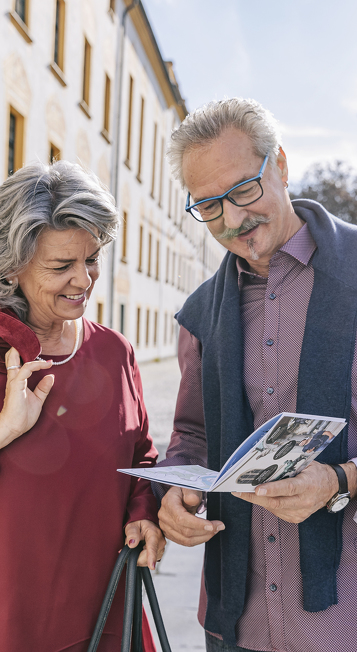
[87,543,172,652]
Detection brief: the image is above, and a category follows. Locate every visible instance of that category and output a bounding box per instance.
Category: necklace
[36,318,81,366]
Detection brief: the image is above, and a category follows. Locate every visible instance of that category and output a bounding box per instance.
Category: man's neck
[247,212,305,277]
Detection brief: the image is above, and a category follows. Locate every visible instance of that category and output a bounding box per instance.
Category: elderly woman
[0,161,164,652]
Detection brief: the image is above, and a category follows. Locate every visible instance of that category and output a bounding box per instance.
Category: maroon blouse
[0,313,158,652]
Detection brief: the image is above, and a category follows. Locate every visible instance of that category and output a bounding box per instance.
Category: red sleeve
[125,348,159,526]
[160,325,207,467]
[152,326,208,506]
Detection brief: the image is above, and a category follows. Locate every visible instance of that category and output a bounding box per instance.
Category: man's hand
[158,485,225,546]
[232,461,331,523]
[124,519,166,571]
[232,461,357,523]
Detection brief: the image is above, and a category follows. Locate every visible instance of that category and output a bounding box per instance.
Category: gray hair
[0,160,119,321]
[167,97,282,187]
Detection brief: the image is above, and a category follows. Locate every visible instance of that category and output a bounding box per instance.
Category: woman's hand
[0,347,54,448]
[124,519,166,571]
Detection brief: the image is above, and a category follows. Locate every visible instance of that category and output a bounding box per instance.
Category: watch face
[330,496,350,512]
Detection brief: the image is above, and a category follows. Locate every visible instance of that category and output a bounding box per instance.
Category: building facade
[0,0,225,361]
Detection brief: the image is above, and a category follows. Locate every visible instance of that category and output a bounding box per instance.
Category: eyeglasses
[185,153,269,223]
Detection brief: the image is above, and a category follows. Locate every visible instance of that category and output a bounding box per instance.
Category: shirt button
[269,293,276,300]
[266,339,274,346]
[267,387,274,395]
[268,535,276,543]
[269,583,278,592]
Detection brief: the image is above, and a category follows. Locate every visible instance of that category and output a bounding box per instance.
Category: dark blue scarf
[176,200,357,645]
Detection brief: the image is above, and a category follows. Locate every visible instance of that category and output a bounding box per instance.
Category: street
[138,357,206,651]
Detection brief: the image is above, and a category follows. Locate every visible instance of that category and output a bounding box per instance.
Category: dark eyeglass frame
[185,153,270,223]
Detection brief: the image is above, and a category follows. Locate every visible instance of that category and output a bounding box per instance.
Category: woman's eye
[53,264,70,271]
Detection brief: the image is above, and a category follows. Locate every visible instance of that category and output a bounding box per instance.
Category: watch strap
[328,464,348,495]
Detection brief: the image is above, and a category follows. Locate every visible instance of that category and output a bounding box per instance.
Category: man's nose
[220,198,248,229]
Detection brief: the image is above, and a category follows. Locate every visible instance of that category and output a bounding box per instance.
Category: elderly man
[157,98,357,652]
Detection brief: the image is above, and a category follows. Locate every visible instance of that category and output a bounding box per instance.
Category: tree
[290,160,357,225]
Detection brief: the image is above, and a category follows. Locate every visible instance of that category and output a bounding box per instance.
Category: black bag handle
[87,543,172,652]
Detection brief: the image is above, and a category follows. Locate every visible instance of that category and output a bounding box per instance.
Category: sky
[143,0,357,186]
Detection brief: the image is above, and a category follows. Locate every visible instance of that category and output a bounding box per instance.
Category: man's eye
[200,200,220,215]
[86,257,99,265]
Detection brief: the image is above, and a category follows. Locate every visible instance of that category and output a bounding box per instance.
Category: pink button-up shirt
[163,223,357,652]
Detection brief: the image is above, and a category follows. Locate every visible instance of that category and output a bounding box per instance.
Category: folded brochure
[117,413,346,492]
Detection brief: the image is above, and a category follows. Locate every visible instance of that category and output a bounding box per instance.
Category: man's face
[182,128,301,274]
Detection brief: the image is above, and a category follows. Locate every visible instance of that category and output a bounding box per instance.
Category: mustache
[215,215,270,240]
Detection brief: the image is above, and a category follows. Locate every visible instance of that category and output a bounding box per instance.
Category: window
[54,0,65,71]
[9,0,32,42]
[154,311,158,346]
[8,107,24,176]
[125,76,134,166]
[136,307,141,346]
[49,143,61,162]
[168,179,172,218]
[97,302,104,324]
[147,233,152,277]
[171,252,176,286]
[15,0,27,22]
[121,211,128,262]
[170,313,175,343]
[158,137,164,206]
[119,304,125,335]
[101,74,111,141]
[146,309,150,346]
[155,240,160,280]
[175,188,179,224]
[165,247,170,283]
[137,97,144,181]
[138,225,143,272]
[164,312,168,345]
[80,38,92,117]
[151,123,157,198]
[177,256,181,289]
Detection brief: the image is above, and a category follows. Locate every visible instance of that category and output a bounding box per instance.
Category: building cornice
[123,0,188,121]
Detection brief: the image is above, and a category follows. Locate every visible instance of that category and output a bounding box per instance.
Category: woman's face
[16,228,101,326]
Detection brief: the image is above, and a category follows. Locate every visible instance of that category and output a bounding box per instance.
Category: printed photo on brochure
[117,412,346,493]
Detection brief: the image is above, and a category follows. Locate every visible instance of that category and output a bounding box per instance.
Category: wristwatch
[326,464,350,513]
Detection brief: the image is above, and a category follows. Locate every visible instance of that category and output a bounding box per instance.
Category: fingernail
[256,487,267,496]
[129,539,135,545]
[216,524,225,531]
[204,524,214,531]
[152,562,156,570]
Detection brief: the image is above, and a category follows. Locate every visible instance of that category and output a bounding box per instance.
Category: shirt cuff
[348,459,357,524]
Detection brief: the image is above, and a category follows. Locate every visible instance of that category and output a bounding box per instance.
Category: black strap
[87,543,172,652]
[328,463,348,494]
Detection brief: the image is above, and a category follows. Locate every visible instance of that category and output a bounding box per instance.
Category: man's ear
[277,146,288,185]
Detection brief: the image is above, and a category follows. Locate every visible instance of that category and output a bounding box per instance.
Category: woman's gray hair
[0,160,119,321]
[167,97,282,187]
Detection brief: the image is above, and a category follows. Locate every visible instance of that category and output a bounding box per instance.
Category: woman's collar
[0,309,41,373]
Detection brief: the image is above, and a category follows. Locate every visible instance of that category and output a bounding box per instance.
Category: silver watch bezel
[326,492,350,513]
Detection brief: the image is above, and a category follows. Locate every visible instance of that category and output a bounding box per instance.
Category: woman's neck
[26,318,80,356]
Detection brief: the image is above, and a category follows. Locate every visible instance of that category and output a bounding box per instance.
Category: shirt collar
[0,309,41,374]
[236,222,317,287]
